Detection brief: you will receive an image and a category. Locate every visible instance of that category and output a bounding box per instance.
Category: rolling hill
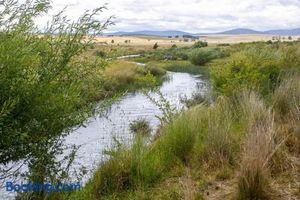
[104,28,300,37]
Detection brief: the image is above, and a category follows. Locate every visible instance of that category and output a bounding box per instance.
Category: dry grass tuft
[238,106,276,200]
[273,76,300,153]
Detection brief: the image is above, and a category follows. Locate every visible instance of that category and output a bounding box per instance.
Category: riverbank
[89,60,166,101]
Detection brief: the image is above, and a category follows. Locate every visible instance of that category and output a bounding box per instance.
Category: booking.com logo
[6,182,81,194]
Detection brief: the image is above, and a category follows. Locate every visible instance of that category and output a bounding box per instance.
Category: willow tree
[0,0,113,194]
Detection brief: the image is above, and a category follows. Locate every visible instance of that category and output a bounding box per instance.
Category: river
[1,70,207,199]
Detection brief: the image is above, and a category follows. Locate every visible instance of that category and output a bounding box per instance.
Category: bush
[145,65,166,76]
[0,0,112,187]
[217,43,230,47]
[189,49,218,66]
[192,41,208,48]
[210,46,280,96]
[94,50,107,58]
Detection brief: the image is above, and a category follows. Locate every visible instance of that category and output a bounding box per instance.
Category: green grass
[143,60,208,75]
[101,60,166,98]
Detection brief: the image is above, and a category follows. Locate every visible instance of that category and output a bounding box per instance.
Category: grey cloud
[43,0,300,32]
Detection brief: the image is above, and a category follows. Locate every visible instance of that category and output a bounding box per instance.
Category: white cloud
[35,0,300,32]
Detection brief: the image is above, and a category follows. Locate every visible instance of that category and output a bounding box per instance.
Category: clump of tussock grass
[232,90,268,127]
[273,76,300,153]
[198,96,237,167]
[151,106,207,168]
[88,136,165,198]
[129,119,151,136]
[180,92,208,108]
[237,95,276,200]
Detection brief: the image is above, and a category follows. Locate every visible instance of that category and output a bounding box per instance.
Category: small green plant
[130,119,152,136]
[137,71,157,88]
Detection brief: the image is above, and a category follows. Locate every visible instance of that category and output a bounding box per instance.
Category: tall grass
[237,108,275,200]
[164,61,206,74]
[194,97,237,167]
[102,60,165,94]
[273,76,300,153]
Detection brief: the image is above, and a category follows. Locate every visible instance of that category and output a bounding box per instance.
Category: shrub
[0,1,112,195]
[210,46,280,96]
[153,42,159,49]
[94,50,107,58]
[171,44,178,49]
[192,41,208,48]
[189,48,218,66]
[145,65,166,76]
[137,71,157,88]
[217,43,230,47]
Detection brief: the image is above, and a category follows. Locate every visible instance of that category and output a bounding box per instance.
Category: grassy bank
[144,60,208,75]
[99,60,166,98]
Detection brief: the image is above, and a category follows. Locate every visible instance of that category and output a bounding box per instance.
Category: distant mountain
[264,28,300,36]
[198,28,300,36]
[217,28,262,35]
[104,28,300,37]
[105,30,192,37]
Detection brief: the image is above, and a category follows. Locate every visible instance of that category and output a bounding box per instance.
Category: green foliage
[210,45,282,96]
[163,61,206,74]
[94,50,107,58]
[189,48,220,66]
[137,71,158,88]
[170,44,178,49]
[217,43,230,47]
[129,119,151,136]
[192,41,208,48]
[0,0,112,197]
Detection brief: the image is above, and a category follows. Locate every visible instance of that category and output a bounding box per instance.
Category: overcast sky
[38,0,300,33]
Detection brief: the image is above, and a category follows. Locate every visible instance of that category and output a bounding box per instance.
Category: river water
[1,71,206,199]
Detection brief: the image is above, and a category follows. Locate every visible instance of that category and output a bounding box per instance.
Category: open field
[94,34,300,47]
